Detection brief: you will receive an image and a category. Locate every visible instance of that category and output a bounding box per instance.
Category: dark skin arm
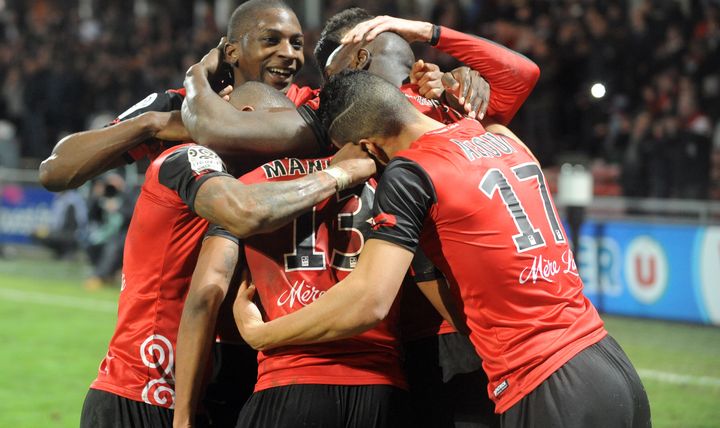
[415,277,470,335]
[182,44,320,158]
[173,235,239,428]
[38,111,188,191]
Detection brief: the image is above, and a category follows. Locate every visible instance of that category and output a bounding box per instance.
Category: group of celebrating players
[39,1,652,427]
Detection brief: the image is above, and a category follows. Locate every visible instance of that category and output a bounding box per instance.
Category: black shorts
[501,335,651,428]
[404,332,499,428]
[80,388,173,428]
[200,341,257,427]
[235,384,411,428]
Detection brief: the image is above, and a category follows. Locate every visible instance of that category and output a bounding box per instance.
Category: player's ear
[353,48,371,70]
[225,41,240,66]
[360,139,389,165]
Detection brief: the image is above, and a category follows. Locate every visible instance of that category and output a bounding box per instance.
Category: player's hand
[341,15,433,44]
[196,37,226,76]
[329,143,377,186]
[442,67,490,120]
[233,270,266,350]
[218,84,233,102]
[410,60,444,99]
[147,111,192,141]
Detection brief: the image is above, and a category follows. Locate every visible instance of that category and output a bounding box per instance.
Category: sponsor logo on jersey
[277,280,327,308]
[518,250,579,285]
[187,146,224,175]
[140,334,176,408]
[367,212,397,230]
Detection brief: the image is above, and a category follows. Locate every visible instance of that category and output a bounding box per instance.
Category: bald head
[228,81,295,111]
[227,0,292,41]
[322,31,416,87]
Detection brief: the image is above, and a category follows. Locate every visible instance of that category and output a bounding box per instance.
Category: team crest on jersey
[187,146,224,175]
[367,212,397,230]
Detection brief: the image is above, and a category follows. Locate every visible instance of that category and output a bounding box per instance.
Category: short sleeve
[111,90,185,163]
[158,145,232,211]
[410,246,443,282]
[368,158,436,252]
[205,224,240,245]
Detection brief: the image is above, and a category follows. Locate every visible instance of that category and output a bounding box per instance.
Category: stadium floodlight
[590,82,606,99]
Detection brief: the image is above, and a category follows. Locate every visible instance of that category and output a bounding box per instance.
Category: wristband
[322,166,352,192]
[428,25,441,46]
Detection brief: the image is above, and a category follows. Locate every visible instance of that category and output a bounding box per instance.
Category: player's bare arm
[235,239,412,351]
[341,15,539,124]
[38,110,187,191]
[194,143,376,238]
[415,277,470,334]
[174,235,239,428]
[182,42,320,158]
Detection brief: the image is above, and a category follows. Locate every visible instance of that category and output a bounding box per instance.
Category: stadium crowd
[1,0,719,198]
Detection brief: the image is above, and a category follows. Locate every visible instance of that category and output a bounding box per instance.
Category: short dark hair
[227,0,292,41]
[318,70,414,144]
[229,81,295,111]
[314,8,374,69]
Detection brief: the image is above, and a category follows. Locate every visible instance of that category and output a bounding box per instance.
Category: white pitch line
[638,369,720,388]
[0,287,117,313]
[1,286,719,388]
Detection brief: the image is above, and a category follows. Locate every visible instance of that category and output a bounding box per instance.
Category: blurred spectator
[83,172,133,290]
[0,120,19,168]
[0,0,717,199]
[31,188,88,259]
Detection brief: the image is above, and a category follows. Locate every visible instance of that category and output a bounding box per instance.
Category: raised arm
[342,16,540,124]
[39,92,189,191]
[174,233,240,428]
[235,239,413,351]
[182,46,322,158]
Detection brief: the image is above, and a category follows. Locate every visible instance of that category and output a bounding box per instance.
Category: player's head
[228,81,296,112]
[314,8,374,70]
[225,0,304,93]
[315,9,415,85]
[318,70,417,164]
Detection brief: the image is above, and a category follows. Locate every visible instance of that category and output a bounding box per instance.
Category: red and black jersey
[238,158,406,391]
[368,119,606,413]
[286,84,320,109]
[90,143,232,408]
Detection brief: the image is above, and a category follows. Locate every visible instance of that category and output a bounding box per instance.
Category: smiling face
[226,8,304,92]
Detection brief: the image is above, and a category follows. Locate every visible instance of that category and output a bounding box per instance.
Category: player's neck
[385,113,445,158]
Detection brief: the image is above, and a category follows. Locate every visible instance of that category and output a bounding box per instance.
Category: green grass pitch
[0,254,719,427]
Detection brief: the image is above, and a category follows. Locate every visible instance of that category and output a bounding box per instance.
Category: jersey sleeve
[158,145,232,211]
[434,27,540,125]
[369,158,436,252]
[205,223,240,245]
[297,104,333,155]
[111,90,185,163]
[410,246,443,282]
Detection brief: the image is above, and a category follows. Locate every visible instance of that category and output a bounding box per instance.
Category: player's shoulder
[150,144,225,176]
